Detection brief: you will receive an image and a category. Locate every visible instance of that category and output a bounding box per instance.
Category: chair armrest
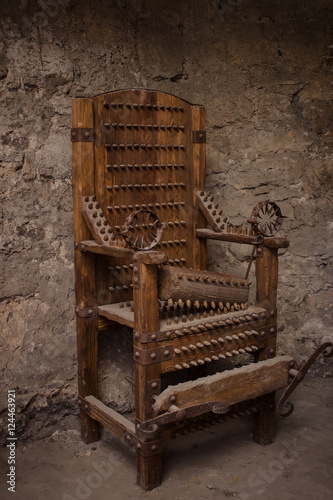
[74,241,169,262]
[75,240,135,258]
[196,229,289,249]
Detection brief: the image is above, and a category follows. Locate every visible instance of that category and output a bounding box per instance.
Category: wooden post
[133,252,166,490]
[253,246,279,445]
[72,98,100,444]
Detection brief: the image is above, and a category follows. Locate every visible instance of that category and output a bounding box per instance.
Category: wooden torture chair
[71,89,332,490]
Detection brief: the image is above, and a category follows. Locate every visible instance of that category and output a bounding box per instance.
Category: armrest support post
[255,246,278,314]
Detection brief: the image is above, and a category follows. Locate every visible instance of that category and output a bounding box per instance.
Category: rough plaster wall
[0,0,332,439]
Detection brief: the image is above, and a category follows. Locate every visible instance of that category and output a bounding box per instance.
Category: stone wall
[1,0,332,439]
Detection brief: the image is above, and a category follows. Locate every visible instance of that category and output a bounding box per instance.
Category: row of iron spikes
[162,309,263,329]
[160,299,247,312]
[199,190,251,235]
[174,346,259,370]
[106,182,186,190]
[173,332,261,352]
[107,202,186,212]
[103,102,185,111]
[106,163,185,170]
[171,404,261,437]
[163,307,256,324]
[175,274,250,287]
[110,261,190,284]
[173,329,262,350]
[105,143,185,150]
[104,123,185,131]
[110,223,186,233]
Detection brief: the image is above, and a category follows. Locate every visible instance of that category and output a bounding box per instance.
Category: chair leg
[79,408,100,444]
[77,316,101,444]
[253,393,275,445]
[136,451,162,490]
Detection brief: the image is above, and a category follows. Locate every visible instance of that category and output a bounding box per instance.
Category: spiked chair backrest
[72,89,207,306]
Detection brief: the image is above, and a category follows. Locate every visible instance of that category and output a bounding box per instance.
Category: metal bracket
[138,400,230,435]
[71,128,94,142]
[134,329,174,343]
[276,341,333,417]
[192,130,206,143]
[244,235,265,280]
[124,432,162,457]
[134,345,173,365]
[75,306,97,318]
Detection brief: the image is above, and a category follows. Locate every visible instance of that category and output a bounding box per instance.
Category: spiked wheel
[121,210,164,250]
[248,200,284,236]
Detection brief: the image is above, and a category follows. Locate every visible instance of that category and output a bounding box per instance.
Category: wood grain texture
[255,247,278,312]
[197,228,289,248]
[84,395,135,438]
[133,257,163,489]
[192,105,207,270]
[153,356,294,414]
[72,98,100,443]
[158,265,250,302]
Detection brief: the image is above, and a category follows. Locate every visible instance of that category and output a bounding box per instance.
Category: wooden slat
[98,303,134,328]
[196,228,289,248]
[153,356,294,414]
[76,240,135,258]
[84,395,135,438]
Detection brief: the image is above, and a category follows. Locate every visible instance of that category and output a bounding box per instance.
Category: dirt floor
[1,378,332,500]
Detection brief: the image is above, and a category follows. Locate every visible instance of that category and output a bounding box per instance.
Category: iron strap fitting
[134,345,173,365]
[244,235,265,280]
[134,329,173,343]
[255,234,265,257]
[124,432,162,457]
[75,306,97,318]
[71,128,94,142]
[192,130,206,143]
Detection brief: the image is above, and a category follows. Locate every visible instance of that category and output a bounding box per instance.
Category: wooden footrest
[153,356,295,415]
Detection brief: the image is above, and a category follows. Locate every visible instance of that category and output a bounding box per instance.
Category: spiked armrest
[196,229,289,249]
